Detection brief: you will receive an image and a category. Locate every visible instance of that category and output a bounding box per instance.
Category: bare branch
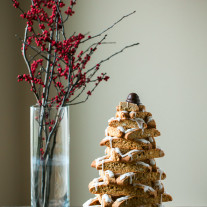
[22,25,39,101]
[86,42,139,77]
[80,11,136,44]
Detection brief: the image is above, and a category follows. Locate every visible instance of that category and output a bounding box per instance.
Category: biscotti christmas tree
[83,93,172,207]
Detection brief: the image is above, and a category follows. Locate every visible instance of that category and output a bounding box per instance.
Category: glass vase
[30,105,70,207]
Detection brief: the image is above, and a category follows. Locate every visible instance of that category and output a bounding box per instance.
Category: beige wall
[1,0,207,206]
[0,0,32,206]
[70,0,207,206]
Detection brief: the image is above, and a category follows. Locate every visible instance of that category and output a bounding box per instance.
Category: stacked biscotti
[83,94,172,207]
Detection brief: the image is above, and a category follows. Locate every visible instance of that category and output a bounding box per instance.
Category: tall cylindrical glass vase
[30,105,70,207]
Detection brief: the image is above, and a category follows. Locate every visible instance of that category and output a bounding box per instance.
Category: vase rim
[30,104,69,109]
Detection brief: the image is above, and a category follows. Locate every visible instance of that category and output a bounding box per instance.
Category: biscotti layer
[112,193,172,207]
[99,169,166,186]
[108,118,147,130]
[125,128,161,140]
[98,171,165,191]
[89,179,157,197]
[83,195,167,207]
[106,127,160,139]
[91,157,152,173]
[83,196,100,207]
[116,169,166,185]
[105,147,164,162]
[116,102,140,112]
[116,111,152,120]
[113,113,156,129]
[100,136,153,150]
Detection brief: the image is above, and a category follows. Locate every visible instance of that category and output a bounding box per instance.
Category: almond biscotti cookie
[106,127,160,139]
[89,178,157,197]
[144,159,157,171]
[105,147,164,162]
[146,137,156,148]
[116,111,152,120]
[116,102,139,112]
[114,112,156,129]
[116,101,147,113]
[83,195,167,207]
[125,128,161,140]
[91,156,152,173]
[99,171,165,191]
[99,168,165,186]
[108,118,147,130]
[97,194,113,207]
[112,193,172,207]
[115,169,166,185]
[83,196,100,207]
[145,116,156,129]
[100,136,153,150]
[103,133,157,149]
[138,104,146,112]
[128,111,151,119]
[105,126,125,138]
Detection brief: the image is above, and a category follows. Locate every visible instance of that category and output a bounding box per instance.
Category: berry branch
[11,0,139,206]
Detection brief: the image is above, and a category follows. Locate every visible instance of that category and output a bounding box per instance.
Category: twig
[87,42,139,75]
[80,11,136,44]
[22,26,39,101]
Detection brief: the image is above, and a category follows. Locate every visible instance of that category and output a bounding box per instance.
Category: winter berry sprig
[12,0,138,109]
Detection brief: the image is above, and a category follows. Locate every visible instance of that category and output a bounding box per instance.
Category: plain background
[1,0,207,206]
